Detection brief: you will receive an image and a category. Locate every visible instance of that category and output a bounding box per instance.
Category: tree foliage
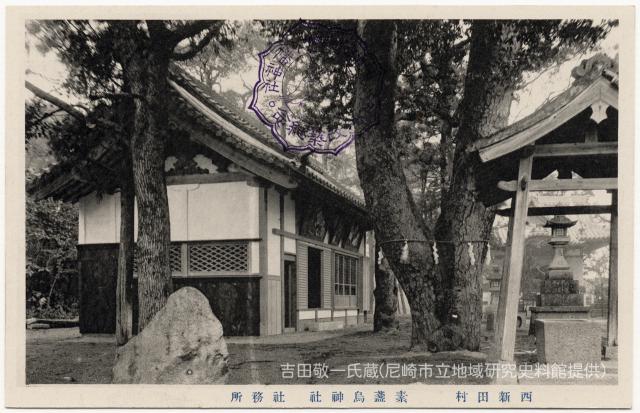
[350,19,615,350]
[178,21,265,94]
[27,19,238,333]
[26,171,78,319]
[251,20,615,234]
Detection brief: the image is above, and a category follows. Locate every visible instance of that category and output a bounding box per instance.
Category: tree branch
[452,37,470,53]
[395,111,417,122]
[27,109,65,127]
[88,92,144,102]
[415,60,460,127]
[171,27,219,61]
[146,20,171,41]
[432,106,458,127]
[26,81,127,134]
[25,81,87,120]
[169,20,219,45]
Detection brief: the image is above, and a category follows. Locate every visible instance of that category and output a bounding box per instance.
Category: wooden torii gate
[472,54,619,361]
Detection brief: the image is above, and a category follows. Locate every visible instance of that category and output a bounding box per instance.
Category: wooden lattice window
[133,241,250,277]
[169,244,182,273]
[188,242,248,273]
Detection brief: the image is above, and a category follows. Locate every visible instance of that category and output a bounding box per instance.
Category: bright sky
[26,39,72,100]
[510,24,620,122]
[26,22,621,124]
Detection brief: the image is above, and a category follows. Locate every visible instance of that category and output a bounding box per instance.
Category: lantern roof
[543,215,578,229]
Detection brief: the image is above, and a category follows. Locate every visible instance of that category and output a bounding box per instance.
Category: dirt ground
[26,317,613,385]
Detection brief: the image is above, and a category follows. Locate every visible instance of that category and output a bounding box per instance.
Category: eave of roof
[167,66,367,210]
[473,67,618,163]
[29,65,367,214]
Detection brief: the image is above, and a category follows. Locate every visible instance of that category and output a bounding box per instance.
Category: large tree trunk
[434,21,516,351]
[116,156,135,345]
[373,246,399,332]
[115,84,136,346]
[114,24,174,331]
[129,52,173,331]
[354,20,451,351]
[111,21,221,333]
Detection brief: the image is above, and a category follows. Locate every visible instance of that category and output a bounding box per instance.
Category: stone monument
[530,216,601,364]
[539,216,584,305]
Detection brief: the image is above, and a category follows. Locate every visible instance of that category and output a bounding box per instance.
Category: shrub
[26,182,79,320]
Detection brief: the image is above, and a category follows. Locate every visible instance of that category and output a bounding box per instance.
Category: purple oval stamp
[249,20,383,155]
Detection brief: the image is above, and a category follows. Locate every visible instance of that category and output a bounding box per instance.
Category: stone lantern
[529,215,590,335]
[543,215,577,279]
[530,215,602,364]
[533,215,585,309]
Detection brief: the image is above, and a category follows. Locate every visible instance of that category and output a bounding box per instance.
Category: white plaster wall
[316,309,331,318]
[79,192,119,244]
[78,181,259,244]
[249,241,260,273]
[187,182,259,240]
[299,310,316,320]
[167,185,190,241]
[268,278,282,334]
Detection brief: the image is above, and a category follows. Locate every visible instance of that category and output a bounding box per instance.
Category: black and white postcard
[4,4,635,408]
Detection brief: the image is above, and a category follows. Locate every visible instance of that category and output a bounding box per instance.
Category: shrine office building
[30,66,375,337]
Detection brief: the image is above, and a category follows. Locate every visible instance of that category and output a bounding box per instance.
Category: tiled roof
[168,65,366,208]
[169,65,290,157]
[29,65,367,212]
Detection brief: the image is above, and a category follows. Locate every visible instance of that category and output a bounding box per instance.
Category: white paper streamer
[400,240,409,263]
[377,250,384,265]
[486,244,492,265]
[432,242,439,265]
[468,242,475,265]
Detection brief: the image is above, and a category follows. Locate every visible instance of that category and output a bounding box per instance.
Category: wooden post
[258,186,269,336]
[494,154,533,361]
[607,190,618,347]
[279,191,285,334]
[494,204,514,342]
